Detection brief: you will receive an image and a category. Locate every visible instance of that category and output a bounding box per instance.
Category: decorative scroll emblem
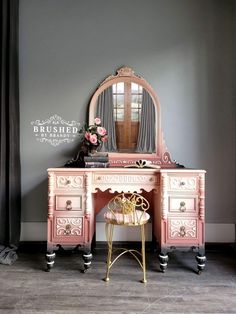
[100,66,145,87]
[31,114,80,146]
[56,217,83,236]
[170,220,197,239]
[170,177,197,191]
[56,176,84,189]
[94,174,158,184]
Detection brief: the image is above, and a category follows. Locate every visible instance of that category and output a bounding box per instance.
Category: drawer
[55,195,84,212]
[55,174,84,190]
[168,175,198,192]
[169,196,198,214]
[93,173,159,186]
[53,217,84,241]
[167,218,198,240]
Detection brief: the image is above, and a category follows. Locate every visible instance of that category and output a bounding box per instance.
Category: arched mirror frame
[89,67,176,168]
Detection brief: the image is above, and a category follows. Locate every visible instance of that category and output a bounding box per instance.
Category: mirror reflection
[95,82,156,153]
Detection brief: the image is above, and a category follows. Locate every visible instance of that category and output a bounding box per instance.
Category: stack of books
[84,153,109,168]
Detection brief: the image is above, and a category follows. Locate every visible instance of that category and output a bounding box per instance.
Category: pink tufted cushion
[104,210,150,225]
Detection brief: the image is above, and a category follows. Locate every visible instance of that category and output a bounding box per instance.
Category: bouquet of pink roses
[79,117,108,148]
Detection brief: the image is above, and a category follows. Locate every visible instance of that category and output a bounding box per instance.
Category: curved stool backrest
[104,192,150,283]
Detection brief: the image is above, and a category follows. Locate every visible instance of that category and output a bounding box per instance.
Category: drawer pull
[179,201,186,212]
[66,200,72,210]
[66,179,71,185]
[180,181,185,186]
[64,224,71,235]
[179,226,186,237]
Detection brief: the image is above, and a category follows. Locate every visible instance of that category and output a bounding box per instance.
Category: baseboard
[20,222,236,243]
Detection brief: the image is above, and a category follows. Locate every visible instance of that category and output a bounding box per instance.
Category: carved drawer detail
[168,219,197,239]
[56,217,83,236]
[55,195,83,211]
[169,176,198,191]
[56,175,84,189]
[94,174,158,185]
[169,196,197,214]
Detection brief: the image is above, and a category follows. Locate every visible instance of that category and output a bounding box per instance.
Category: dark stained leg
[81,249,93,273]
[45,251,56,272]
[196,253,206,274]
[159,251,169,273]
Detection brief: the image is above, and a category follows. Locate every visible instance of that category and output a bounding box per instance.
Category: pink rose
[97,127,107,136]
[94,117,101,125]
[89,134,98,144]
[101,135,108,142]
[85,131,90,141]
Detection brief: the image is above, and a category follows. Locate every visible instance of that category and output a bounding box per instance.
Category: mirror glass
[89,67,161,157]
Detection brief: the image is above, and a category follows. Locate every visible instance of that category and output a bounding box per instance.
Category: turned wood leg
[82,251,93,273]
[196,254,206,274]
[159,252,169,273]
[45,251,56,272]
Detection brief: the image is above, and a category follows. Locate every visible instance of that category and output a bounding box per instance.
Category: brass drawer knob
[65,224,71,235]
[179,201,186,212]
[179,226,186,237]
[66,200,72,210]
[66,179,71,185]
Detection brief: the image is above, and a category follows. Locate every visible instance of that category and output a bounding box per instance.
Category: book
[87,152,108,157]
[85,161,109,168]
[84,156,109,162]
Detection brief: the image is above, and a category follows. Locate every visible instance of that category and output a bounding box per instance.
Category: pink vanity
[46,67,206,274]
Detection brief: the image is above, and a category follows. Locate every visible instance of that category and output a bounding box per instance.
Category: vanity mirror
[47,68,206,273]
[89,67,177,167]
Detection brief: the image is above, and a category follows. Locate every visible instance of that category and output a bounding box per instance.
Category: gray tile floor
[0,245,235,313]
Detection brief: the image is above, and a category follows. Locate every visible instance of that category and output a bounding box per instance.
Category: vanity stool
[103,192,150,283]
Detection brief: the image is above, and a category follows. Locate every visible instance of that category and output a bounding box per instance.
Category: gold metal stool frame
[103,192,150,283]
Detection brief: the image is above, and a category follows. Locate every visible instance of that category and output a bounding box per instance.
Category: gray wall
[19,0,236,224]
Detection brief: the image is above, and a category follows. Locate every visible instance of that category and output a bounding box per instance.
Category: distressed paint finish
[46,167,206,273]
[158,169,206,273]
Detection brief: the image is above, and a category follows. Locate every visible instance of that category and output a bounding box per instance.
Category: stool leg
[141,224,147,283]
[104,223,114,282]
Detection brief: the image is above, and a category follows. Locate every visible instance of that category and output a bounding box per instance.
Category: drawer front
[169,196,198,214]
[55,175,84,190]
[53,217,84,242]
[93,173,158,187]
[168,218,198,240]
[55,195,84,212]
[168,176,198,192]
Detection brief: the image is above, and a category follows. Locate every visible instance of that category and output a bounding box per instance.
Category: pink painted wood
[46,67,206,273]
[46,167,206,273]
[88,67,177,168]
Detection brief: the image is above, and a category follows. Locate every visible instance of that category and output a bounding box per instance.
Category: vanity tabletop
[47,167,206,173]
